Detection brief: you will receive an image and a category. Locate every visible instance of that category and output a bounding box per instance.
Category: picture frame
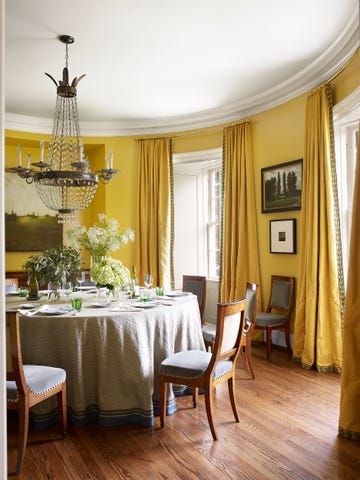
[270,219,296,254]
[5,172,62,251]
[261,159,303,213]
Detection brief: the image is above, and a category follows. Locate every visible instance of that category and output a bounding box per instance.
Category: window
[333,88,360,288]
[173,148,222,287]
[207,168,222,278]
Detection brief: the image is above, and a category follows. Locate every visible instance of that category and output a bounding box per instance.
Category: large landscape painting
[5,173,62,251]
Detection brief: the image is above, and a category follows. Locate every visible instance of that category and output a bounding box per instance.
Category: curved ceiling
[5,0,359,135]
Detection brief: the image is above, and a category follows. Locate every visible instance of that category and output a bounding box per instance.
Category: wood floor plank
[7,345,360,479]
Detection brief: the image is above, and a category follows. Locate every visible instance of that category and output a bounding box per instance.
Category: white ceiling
[5,0,359,135]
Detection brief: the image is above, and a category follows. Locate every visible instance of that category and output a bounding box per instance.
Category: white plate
[77,286,96,290]
[89,302,110,308]
[38,307,70,316]
[7,292,19,296]
[19,303,37,309]
[164,291,190,297]
[133,301,158,308]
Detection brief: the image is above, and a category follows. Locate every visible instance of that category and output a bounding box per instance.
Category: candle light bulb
[40,140,44,163]
[17,144,22,167]
[109,149,113,170]
[26,153,31,169]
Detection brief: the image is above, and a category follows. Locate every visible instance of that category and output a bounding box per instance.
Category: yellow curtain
[136,139,173,288]
[338,122,360,441]
[293,84,342,371]
[220,122,261,303]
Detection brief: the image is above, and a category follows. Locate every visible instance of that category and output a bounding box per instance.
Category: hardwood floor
[7,344,360,479]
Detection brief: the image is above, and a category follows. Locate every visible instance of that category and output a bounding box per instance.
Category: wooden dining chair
[159,298,246,440]
[182,275,206,323]
[202,281,259,378]
[255,275,295,359]
[6,311,67,475]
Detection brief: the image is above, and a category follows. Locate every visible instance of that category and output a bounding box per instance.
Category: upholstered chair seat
[255,275,295,359]
[159,298,246,440]
[6,311,67,475]
[201,282,259,378]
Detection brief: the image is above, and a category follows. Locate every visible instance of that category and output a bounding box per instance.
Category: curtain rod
[134,120,251,141]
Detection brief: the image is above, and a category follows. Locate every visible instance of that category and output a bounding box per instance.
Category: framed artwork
[270,219,296,254]
[5,173,62,251]
[261,159,303,213]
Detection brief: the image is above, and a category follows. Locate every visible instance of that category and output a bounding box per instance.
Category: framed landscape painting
[5,173,62,251]
[261,159,303,213]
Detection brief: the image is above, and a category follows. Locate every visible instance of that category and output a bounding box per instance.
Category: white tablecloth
[7,292,205,427]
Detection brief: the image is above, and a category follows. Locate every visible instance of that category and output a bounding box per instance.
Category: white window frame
[333,86,360,288]
[173,148,222,282]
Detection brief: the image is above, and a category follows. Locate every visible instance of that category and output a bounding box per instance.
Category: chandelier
[6,35,118,223]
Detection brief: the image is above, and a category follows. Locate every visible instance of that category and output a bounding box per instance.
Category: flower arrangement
[68,213,134,258]
[90,257,131,290]
[23,246,81,287]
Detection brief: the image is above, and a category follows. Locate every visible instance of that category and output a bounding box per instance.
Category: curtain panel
[338,122,360,441]
[220,122,261,303]
[293,84,343,371]
[136,138,173,289]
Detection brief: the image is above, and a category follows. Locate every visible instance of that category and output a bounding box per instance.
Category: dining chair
[202,281,259,378]
[159,297,246,440]
[5,278,18,294]
[182,275,206,323]
[255,275,295,359]
[6,311,67,475]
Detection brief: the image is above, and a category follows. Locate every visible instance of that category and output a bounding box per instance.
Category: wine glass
[144,274,153,289]
[78,271,86,288]
[62,281,72,304]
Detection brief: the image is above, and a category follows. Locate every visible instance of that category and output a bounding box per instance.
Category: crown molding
[5,7,359,137]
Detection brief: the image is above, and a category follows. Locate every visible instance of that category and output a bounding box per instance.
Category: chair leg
[265,327,272,360]
[284,326,292,353]
[245,339,255,379]
[239,346,247,370]
[204,384,217,441]
[193,387,198,407]
[57,385,67,437]
[16,398,29,475]
[159,376,167,428]
[228,376,240,423]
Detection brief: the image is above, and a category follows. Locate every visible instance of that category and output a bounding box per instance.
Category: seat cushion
[202,324,216,343]
[7,365,66,401]
[256,312,287,327]
[160,350,232,380]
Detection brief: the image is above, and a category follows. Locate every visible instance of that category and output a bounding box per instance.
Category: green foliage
[23,246,81,286]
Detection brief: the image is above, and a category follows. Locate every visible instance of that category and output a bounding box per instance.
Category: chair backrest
[207,298,246,372]
[245,281,259,332]
[267,275,295,316]
[182,275,206,321]
[5,278,18,294]
[6,311,28,396]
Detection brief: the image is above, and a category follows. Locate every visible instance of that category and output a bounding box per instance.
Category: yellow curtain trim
[293,356,341,373]
[169,139,175,289]
[338,426,360,441]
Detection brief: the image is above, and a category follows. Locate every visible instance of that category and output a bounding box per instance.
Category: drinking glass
[62,281,72,304]
[144,275,153,289]
[78,271,86,287]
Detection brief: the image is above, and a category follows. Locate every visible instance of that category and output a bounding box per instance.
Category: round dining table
[6,289,205,428]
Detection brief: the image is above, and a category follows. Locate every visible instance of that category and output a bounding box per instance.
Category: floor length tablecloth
[14,295,204,427]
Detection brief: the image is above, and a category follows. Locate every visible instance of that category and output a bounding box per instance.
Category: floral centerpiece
[67,213,134,260]
[68,214,134,291]
[23,246,81,287]
[90,257,131,290]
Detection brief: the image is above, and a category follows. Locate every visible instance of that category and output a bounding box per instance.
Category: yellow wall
[5,50,360,317]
